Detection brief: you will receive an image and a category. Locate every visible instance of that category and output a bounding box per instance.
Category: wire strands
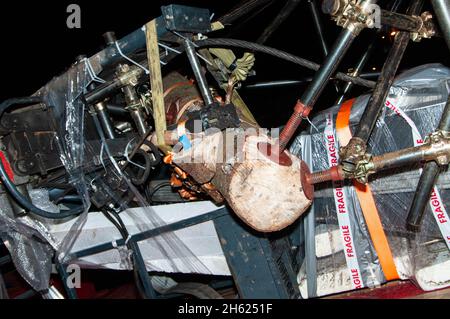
[194,38,376,89]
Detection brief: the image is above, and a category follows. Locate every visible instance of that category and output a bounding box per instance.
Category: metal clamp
[411,12,436,42]
[322,0,378,35]
[424,130,450,166]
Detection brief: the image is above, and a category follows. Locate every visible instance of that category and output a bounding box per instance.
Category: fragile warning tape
[385,100,450,250]
[323,112,364,289]
[337,99,400,281]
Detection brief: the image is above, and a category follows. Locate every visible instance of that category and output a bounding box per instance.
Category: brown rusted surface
[300,160,314,201]
[257,142,293,167]
[306,165,345,185]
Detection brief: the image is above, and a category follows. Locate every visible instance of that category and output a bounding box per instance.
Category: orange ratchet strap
[336,98,400,281]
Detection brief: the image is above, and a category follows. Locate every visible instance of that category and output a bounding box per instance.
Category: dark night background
[1,0,449,128]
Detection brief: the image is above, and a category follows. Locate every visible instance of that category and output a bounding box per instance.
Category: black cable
[101,208,147,299]
[0,96,42,118]
[145,182,172,204]
[129,149,153,186]
[0,159,84,219]
[194,38,377,89]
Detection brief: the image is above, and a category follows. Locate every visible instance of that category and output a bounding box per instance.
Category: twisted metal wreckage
[0,0,449,299]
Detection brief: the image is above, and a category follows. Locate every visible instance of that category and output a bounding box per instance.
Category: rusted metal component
[278,101,312,152]
[380,8,438,41]
[278,23,358,153]
[341,0,424,173]
[307,129,450,186]
[300,160,315,201]
[305,165,345,185]
[373,131,450,171]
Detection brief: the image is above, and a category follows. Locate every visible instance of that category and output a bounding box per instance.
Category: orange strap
[336,99,399,281]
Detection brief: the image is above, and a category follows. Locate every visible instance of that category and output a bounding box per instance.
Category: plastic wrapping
[0,192,55,292]
[1,57,212,292]
[291,64,450,297]
[38,59,212,273]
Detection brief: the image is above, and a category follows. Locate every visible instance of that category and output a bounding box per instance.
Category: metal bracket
[161,5,211,34]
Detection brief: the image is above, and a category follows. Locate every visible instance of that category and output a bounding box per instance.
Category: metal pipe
[94,102,116,139]
[307,132,449,185]
[256,0,301,44]
[183,38,214,106]
[130,109,148,137]
[380,9,423,32]
[278,27,358,152]
[335,0,404,105]
[406,162,441,231]
[85,80,123,105]
[353,0,424,145]
[407,95,450,231]
[308,0,329,58]
[431,0,450,51]
[336,41,376,105]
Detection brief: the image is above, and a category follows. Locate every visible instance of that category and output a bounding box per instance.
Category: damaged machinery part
[340,0,424,173]
[407,95,450,231]
[277,0,377,153]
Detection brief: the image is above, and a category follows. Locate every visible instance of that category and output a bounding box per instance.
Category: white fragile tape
[385,100,450,250]
[324,112,364,289]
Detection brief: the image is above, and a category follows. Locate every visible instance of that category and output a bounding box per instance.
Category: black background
[1,0,449,128]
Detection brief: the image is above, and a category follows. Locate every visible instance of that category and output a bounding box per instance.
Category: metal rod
[95,102,116,139]
[278,27,358,152]
[55,263,78,299]
[380,9,423,32]
[257,0,302,44]
[335,0,404,105]
[307,137,450,185]
[353,0,424,145]
[431,0,450,51]
[128,240,157,299]
[70,209,228,260]
[184,38,214,106]
[336,41,376,105]
[407,95,450,231]
[308,0,329,58]
[406,161,441,231]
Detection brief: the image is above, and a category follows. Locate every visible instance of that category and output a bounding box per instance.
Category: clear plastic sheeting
[48,201,230,275]
[35,58,211,274]
[291,64,450,298]
[0,193,54,292]
[1,57,212,291]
